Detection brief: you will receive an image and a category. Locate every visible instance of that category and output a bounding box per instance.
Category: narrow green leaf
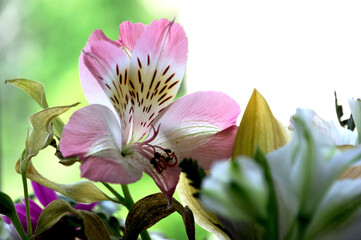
[124,193,195,240]
[0,192,27,240]
[0,192,15,216]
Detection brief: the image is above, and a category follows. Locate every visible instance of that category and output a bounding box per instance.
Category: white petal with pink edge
[128,18,188,141]
[153,91,240,169]
[80,38,133,143]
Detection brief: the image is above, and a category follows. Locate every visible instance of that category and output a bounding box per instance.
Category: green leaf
[0,192,15,216]
[0,192,27,240]
[15,160,117,203]
[124,193,195,240]
[6,78,49,108]
[32,199,110,240]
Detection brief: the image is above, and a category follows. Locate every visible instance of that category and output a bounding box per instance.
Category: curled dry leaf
[124,193,195,240]
[5,78,66,138]
[5,78,49,108]
[32,199,110,240]
[177,173,231,240]
[26,104,79,159]
[15,160,117,203]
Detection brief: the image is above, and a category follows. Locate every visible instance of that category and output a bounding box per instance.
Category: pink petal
[141,160,181,200]
[128,18,188,141]
[153,91,240,169]
[60,104,122,159]
[118,21,146,52]
[155,91,240,131]
[179,125,238,169]
[60,104,142,184]
[80,35,133,143]
[84,29,120,51]
[79,30,121,108]
[31,181,58,208]
[80,156,142,184]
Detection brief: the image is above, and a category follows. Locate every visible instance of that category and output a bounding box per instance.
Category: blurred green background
[0,0,209,239]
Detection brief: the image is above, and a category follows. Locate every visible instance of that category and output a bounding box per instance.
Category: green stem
[121,185,151,240]
[21,174,32,236]
[121,184,134,210]
[102,183,127,205]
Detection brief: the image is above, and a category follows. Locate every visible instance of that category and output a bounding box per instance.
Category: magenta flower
[3,181,96,233]
[59,19,240,198]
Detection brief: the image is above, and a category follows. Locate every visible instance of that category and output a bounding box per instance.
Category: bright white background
[154,0,361,125]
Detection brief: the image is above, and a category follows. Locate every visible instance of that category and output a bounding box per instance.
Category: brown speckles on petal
[159,96,172,106]
[162,65,170,76]
[137,57,142,69]
[129,80,135,90]
[164,73,175,84]
[158,85,167,95]
[168,81,179,90]
[150,70,157,90]
[158,93,167,102]
[124,69,128,84]
[119,74,123,85]
[138,70,142,84]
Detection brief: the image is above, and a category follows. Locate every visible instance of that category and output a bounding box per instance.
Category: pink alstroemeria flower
[59,19,240,199]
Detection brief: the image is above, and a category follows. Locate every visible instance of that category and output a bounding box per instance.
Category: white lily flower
[201,109,361,240]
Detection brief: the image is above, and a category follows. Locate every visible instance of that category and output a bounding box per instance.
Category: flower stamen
[132,124,178,174]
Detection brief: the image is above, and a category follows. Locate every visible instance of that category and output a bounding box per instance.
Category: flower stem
[101,182,127,205]
[21,174,32,236]
[121,185,151,240]
[121,184,134,210]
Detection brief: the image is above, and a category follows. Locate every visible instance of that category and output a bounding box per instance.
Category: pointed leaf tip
[232,89,289,158]
[6,78,49,108]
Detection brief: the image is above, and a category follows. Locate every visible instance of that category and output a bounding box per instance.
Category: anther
[154,152,161,159]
